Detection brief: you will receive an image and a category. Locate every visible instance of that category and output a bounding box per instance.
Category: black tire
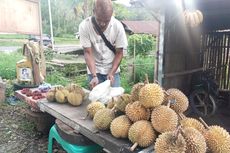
[189,89,217,117]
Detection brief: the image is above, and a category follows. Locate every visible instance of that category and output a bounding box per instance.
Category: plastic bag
[88,80,124,104]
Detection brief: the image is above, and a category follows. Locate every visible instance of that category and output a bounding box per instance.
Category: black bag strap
[91,16,116,54]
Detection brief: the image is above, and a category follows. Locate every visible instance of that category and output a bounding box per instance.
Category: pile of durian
[87,77,230,152]
[46,84,85,106]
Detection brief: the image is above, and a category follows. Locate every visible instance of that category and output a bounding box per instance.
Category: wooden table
[38,99,154,153]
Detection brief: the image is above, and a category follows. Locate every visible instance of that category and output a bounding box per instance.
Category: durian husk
[204,125,230,153]
[110,115,131,138]
[151,105,178,133]
[139,83,164,108]
[154,131,187,153]
[93,108,115,130]
[128,120,156,148]
[67,91,83,106]
[125,101,150,122]
[130,83,145,101]
[166,88,189,113]
[182,127,207,153]
[115,94,132,112]
[87,101,105,118]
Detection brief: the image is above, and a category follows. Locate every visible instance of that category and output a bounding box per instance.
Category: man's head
[93,0,113,31]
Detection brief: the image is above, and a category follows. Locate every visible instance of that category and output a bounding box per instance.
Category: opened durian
[181,127,207,153]
[55,87,69,103]
[93,108,115,130]
[155,131,186,153]
[204,125,230,153]
[87,101,105,118]
[166,88,189,113]
[139,83,164,108]
[125,101,150,122]
[128,120,156,150]
[110,115,131,138]
[130,83,145,101]
[151,105,178,133]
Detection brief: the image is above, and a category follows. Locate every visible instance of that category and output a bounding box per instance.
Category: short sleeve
[79,20,91,48]
[115,21,128,49]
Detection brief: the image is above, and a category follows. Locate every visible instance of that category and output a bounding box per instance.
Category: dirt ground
[0,102,65,153]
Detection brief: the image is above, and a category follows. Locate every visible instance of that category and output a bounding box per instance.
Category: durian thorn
[144,73,149,84]
[130,142,138,151]
[199,117,209,129]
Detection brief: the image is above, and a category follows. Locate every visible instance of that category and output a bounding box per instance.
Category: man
[79,0,128,89]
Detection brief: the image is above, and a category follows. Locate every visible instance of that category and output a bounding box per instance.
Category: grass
[0,34,79,46]
[0,50,24,80]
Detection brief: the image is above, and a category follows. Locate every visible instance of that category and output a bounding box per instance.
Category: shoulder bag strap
[91,16,116,54]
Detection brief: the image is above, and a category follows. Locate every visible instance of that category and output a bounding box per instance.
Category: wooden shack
[155,0,230,95]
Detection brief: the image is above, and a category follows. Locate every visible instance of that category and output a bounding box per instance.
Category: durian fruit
[110,115,131,138]
[130,83,145,101]
[87,101,105,118]
[139,83,164,108]
[106,97,116,109]
[204,125,230,153]
[67,92,83,106]
[67,83,85,98]
[166,88,189,113]
[128,120,156,150]
[125,101,150,122]
[155,131,187,153]
[181,127,207,153]
[115,94,132,112]
[93,108,115,130]
[46,88,56,102]
[55,87,69,103]
[179,116,205,134]
[151,105,178,133]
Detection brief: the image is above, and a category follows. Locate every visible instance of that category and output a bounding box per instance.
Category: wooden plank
[38,100,155,153]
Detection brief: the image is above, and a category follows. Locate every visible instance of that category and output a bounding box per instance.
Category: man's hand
[107,73,114,86]
[90,76,99,89]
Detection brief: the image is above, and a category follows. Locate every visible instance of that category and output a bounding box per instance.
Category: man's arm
[84,47,96,76]
[107,48,123,80]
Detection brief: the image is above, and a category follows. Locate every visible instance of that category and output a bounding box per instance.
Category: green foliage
[128,34,156,56]
[120,57,134,93]
[133,55,155,83]
[45,71,70,86]
[0,51,24,80]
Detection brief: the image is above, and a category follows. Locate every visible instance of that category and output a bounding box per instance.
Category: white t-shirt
[79,16,128,75]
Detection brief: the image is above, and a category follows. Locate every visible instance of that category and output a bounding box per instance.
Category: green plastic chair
[48,124,102,153]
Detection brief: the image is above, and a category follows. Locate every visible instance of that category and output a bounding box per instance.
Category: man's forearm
[109,49,123,75]
[84,48,96,75]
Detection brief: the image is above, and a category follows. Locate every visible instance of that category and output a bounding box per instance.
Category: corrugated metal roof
[121,21,159,36]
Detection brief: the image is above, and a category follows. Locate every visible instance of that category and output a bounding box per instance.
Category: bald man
[79,0,128,89]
